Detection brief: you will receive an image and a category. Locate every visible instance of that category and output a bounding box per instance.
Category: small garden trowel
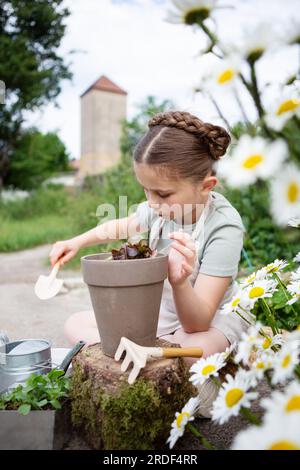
[34,261,64,300]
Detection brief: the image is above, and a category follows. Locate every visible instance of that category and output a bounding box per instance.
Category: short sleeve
[134,200,157,232]
[199,223,245,277]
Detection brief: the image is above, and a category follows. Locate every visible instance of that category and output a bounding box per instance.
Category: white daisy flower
[255,334,284,356]
[211,370,258,425]
[272,341,300,385]
[166,396,200,449]
[288,217,300,228]
[234,324,264,366]
[287,279,300,296]
[239,267,268,288]
[286,281,300,304]
[290,267,300,281]
[265,87,300,131]
[239,22,280,62]
[165,0,218,25]
[221,343,237,360]
[293,252,300,263]
[270,164,300,227]
[231,413,300,450]
[200,55,242,92]
[216,135,288,188]
[261,381,300,420]
[243,279,278,307]
[264,259,289,274]
[250,352,274,381]
[219,291,252,316]
[189,352,226,386]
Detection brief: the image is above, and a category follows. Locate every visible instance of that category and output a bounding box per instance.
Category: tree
[0,0,72,187]
[119,95,175,166]
[5,128,70,190]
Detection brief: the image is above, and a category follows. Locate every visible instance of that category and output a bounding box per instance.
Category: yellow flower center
[242,154,264,170]
[256,361,265,369]
[249,286,265,298]
[217,68,235,84]
[282,354,291,368]
[232,297,240,307]
[269,440,299,450]
[276,99,300,116]
[263,337,272,349]
[176,411,190,428]
[285,395,300,412]
[266,264,278,273]
[287,182,299,204]
[225,388,244,408]
[202,364,216,376]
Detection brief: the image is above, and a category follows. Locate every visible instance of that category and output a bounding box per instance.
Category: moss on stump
[70,339,197,450]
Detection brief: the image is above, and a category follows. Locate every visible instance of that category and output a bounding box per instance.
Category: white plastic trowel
[34,261,64,300]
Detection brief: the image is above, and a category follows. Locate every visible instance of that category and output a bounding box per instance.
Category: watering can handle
[59,340,86,373]
[162,347,203,358]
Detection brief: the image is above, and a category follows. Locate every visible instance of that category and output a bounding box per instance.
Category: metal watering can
[0,333,85,395]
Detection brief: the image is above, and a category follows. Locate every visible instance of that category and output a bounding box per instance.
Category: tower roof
[80,75,127,98]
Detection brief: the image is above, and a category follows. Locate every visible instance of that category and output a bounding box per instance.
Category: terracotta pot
[81,253,168,357]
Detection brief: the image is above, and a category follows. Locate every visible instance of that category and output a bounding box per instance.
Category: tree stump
[70,339,197,450]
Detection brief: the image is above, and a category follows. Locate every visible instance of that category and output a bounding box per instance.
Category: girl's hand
[167,231,197,287]
[49,239,81,268]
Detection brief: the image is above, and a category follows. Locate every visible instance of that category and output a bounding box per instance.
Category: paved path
[0,244,92,347]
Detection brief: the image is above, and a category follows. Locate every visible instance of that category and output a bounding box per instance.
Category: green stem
[265,369,276,390]
[235,306,255,326]
[240,406,262,425]
[211,376,222,389]
[294,364,300,380]
[272,272,297,316]
[261,298,278,335]
[249,61,265,119]
[197,20,219,49]
[187,423,216,450]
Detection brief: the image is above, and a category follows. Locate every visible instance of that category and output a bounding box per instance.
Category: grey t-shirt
[133,191,246,337]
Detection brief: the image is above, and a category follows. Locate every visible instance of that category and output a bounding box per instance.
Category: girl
[49,111,250,415]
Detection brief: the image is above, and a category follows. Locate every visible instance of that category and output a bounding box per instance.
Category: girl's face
[134,162,217,223]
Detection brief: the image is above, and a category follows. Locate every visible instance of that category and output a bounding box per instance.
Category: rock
[69,339,197,450]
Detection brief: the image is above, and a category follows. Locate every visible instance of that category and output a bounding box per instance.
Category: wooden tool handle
[162,347,203,358]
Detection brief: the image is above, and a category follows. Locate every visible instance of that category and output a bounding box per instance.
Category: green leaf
[18,404,31,415]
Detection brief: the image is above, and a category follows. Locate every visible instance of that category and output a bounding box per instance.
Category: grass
[0,214,75,252]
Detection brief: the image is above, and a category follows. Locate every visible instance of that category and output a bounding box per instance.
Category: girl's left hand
[167,231,197,287]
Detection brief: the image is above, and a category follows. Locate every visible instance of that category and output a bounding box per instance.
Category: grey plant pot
[0,403,71,450]
[81,252,168,357]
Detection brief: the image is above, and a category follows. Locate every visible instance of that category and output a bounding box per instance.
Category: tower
[79,75,127,178]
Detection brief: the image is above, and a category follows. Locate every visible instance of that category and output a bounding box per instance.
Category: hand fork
[114,337,203,385]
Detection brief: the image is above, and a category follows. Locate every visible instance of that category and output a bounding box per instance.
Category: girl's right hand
[49,239,81,267]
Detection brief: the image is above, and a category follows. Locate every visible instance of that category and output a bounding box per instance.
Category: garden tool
[114,336,203,385]
[0,340,86,395]
[34,261,64,300]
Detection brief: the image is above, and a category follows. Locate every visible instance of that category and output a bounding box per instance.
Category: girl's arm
[49,212,144,266]
[172,274,232,333]
[71,212,143,248]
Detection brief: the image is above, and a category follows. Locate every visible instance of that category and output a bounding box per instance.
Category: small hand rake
[114,337,203,384]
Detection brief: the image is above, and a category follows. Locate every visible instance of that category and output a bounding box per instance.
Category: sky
[24,0,300,159]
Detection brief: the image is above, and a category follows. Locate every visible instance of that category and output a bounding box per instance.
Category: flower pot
[0,403,71,450]
[81,252,168,357]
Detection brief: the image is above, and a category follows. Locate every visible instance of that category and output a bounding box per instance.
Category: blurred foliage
[0,0,72,186]
[5,128,71,189]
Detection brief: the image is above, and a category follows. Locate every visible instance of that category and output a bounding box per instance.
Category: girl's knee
[64,310,99,346]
